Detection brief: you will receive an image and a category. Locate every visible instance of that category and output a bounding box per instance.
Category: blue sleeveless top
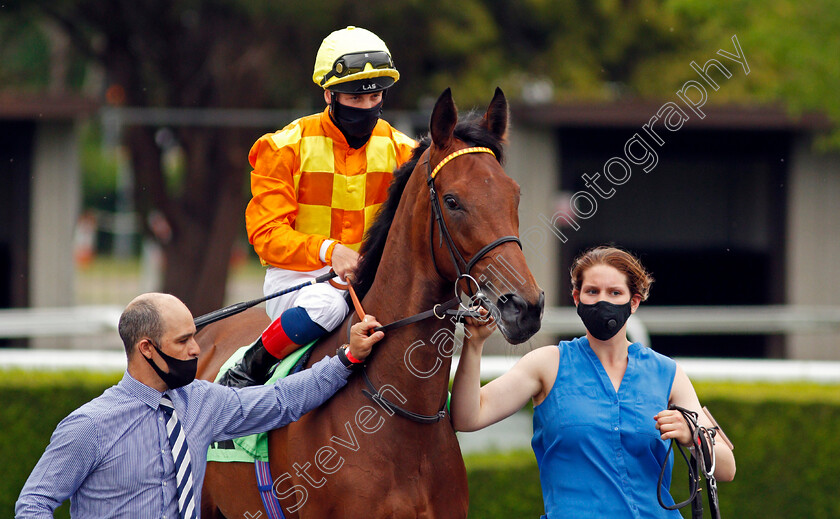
[531,336,681,519]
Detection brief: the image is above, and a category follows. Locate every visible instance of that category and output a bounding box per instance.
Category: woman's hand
[654,409,693,446]
[347,315,384,362]
[463,307,496,345]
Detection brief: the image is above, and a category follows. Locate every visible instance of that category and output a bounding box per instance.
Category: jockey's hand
[331,244,360,281]
[348,315,384,362]
[463,306,496,345]
[654,409,693,447]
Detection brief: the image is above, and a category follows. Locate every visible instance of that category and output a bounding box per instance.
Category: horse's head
[425,88,544,344]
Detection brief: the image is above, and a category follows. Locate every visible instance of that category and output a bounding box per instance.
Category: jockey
[219,26,416,387]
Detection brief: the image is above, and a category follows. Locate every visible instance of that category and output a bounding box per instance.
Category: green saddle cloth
[206,341,315,463]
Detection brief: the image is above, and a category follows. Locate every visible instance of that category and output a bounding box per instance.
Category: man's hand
[347,315,384,362]
[331,244,360,280]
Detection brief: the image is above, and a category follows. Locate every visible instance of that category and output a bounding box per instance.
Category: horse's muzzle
[496,291,544,344]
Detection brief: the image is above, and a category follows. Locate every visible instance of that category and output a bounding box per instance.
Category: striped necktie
[160,394,197,519]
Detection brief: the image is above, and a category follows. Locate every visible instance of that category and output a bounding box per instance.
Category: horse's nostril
[498,293,528,322]
[496,292,543,344]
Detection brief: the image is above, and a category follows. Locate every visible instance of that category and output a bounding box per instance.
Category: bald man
[16,293,383,518]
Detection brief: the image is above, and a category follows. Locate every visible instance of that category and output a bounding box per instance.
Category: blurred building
[2,96,839,359]
[0,94,94,346]
[507,101,840,360]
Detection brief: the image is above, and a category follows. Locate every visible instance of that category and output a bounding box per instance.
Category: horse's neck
[359,254,455,415]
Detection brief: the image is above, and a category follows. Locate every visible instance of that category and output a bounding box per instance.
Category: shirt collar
[119,371,165,410]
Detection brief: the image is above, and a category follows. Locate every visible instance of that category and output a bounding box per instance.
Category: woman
[451,246,735,518]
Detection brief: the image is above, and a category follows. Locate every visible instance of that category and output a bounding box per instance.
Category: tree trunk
[128,125,252,316]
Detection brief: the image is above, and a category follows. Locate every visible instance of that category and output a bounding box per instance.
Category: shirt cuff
[327,353,354,376]
[320,240,337,264]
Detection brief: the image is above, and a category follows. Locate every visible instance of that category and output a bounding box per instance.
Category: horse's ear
[430,88,457,149]
[481,87,508,141]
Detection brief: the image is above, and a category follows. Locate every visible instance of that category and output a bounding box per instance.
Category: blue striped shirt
[16,355,350,518]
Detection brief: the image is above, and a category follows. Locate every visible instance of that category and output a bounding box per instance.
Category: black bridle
[425,147,522,302]
[354,146,523,424]
[658,404,722,519]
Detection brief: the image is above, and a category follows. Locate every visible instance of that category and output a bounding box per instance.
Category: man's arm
[16,414,99,518]
[211,318,384,440]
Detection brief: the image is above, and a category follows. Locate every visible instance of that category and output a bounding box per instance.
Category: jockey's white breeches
[263,265,349,331]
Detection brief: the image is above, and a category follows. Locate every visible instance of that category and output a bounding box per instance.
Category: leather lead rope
[658,404,722,518]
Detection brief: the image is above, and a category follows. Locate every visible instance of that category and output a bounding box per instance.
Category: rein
[347,146,520,424]
[658,405,722,519]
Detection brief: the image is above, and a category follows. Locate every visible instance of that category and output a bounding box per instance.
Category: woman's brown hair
[570,246,654,301]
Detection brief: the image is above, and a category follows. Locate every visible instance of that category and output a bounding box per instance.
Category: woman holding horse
[451,246,735,518]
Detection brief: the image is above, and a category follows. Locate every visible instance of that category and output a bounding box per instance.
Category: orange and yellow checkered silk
[246,108,416,272]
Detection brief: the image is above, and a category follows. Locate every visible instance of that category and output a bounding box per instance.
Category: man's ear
[136,338,154,359]
[324,90,332,105]
[572,290,580,307]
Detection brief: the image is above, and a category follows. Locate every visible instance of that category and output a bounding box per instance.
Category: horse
[197,87,545,518]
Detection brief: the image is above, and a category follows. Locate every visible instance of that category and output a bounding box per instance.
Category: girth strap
[255,460,286,519]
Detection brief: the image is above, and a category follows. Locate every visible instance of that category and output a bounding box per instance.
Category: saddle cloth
[206,341,315,463]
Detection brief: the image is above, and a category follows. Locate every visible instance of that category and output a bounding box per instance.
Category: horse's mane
[352,113,505,300]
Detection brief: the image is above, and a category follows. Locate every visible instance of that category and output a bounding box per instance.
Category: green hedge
[1,369,122,519]
[3,371,839,518]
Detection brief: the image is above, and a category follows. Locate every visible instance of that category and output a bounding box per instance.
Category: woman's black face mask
[143,341,198,389]
[576,300,632,341]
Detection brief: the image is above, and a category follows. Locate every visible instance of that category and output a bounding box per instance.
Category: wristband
[336,344,362,369]
[345,347,363,364]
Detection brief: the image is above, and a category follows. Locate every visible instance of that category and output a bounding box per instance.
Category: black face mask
[143,341,198,389]
[331,97,384,145]
[576,300,632,341]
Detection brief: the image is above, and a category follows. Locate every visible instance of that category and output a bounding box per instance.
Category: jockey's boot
[216,338,276,388]
[217,306,327,388]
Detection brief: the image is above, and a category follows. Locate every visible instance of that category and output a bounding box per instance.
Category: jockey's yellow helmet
[313,26,400,93]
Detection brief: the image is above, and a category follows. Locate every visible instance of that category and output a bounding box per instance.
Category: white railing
[453,355,840,384]
[3,305,840,382]
[541,305,840,336]
[0,305,122,339]
[4,305,840,340]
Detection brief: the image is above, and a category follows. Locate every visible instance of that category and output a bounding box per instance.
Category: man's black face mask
[334,99,383,135]
[143,341,197,389]
[330,92,385,147]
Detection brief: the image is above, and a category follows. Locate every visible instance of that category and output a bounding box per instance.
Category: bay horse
[197,88,545,518]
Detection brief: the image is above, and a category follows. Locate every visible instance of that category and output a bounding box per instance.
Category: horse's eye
[443,195,461,211]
